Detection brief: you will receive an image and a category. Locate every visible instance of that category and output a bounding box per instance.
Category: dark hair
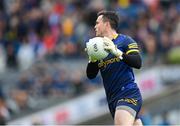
[97,10,119,31]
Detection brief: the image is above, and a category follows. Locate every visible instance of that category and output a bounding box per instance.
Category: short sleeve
[124,36,139,54]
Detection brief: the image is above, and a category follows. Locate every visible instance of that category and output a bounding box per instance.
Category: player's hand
[88,56,97,63]
[85,48,97,63]
[103,37,123,59]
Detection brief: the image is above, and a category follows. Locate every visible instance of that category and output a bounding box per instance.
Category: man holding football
[86,11,143,125]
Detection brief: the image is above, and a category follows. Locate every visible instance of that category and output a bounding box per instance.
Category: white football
[86,37,109,60]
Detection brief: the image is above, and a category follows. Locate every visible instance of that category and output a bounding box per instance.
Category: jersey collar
[113,34,119,40]
[112,34,119,44]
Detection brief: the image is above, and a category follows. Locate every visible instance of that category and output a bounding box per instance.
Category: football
[86,37,109,60]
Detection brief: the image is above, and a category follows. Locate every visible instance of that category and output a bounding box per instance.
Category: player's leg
[114,108,135,125]
[134,118,143,126]
[114,88,143,125]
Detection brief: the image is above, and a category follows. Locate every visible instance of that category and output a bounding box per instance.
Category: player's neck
[104,29,118,40]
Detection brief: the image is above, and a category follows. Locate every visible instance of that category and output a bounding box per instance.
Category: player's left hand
[85,48,97,63]
[103,37,123,59]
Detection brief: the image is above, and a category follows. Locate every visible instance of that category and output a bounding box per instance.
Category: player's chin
[95,33,98,37]
[95,33,102,37]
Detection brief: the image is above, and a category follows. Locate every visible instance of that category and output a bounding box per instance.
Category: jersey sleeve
[124,36,140,54]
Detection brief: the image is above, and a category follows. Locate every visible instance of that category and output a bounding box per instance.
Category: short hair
[97,10,119,31]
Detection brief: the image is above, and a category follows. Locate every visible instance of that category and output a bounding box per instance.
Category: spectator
[17,36,35,70]
[160,111,171,125]
[0,86,10,125]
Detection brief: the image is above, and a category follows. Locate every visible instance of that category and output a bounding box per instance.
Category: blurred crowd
[0,60,102,123]
[0,0,180,124]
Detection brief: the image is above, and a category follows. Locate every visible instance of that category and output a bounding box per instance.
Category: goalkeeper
[86,11,143,125]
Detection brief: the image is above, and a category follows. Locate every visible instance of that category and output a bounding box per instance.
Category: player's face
[94,15,106,37]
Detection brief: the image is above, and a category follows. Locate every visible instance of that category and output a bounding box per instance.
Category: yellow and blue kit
[86,34,142,119]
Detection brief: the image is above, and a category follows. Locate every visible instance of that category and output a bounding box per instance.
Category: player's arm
[103,37,142,69]
[86,61,99,79]
[122,52,142,69]
[122,40,142,69]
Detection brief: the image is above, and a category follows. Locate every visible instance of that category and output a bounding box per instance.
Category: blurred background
[0,0,180,125]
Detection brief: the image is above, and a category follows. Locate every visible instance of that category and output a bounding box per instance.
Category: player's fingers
[104,46,111,50]
[103,36,110,40]
[119,56,123,60]
[103,37,112,43]
[103,40,110,46]
[103,40,113,48]
[89,56,97,63]
[89,56,92,60]
[85,48,87,52]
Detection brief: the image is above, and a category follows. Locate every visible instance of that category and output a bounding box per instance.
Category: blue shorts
[108,87,142,119]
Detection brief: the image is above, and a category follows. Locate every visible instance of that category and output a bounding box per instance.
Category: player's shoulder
[114,34,137,49]
[119,34,137,46]
[120,34,136,42]
[119,34,139,54]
